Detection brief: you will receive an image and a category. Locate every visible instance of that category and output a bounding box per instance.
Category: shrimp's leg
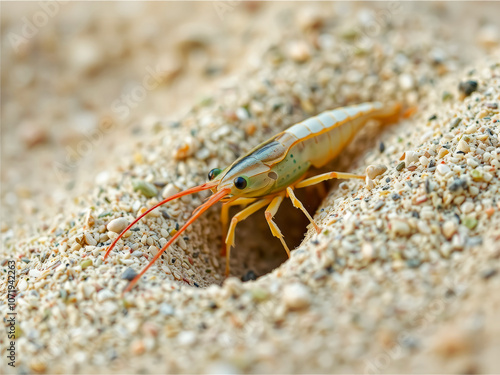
[225,198,273,276]
[286,187,321,234]
[221,198,256,256]
[264,193,290,257]
[295,171,364,189]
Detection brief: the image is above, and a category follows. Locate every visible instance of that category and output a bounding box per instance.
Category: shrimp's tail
[373,102,416,126]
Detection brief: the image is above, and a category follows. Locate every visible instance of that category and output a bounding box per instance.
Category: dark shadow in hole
[228,188,324,280]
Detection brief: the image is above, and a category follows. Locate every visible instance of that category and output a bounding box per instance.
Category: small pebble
[420,207,435,220]
[457,139,470,153]
[81,259,93,269]
[148,245,158,257]
[96,289,115,302]
[297,7,323,31]
[482,172,493,182]
[469,185,479,196]
[18,278,28,291]
[450,118,462,129]
[424,178,433,194]
[195,148,210,160]
[172,137,197,159]
[436,164,450,175]
[458,80,478,97]
[242,270,257,282]
[463,217,478,230]
[438,148,449,159]
[481,269,498,279]
[84,232,97,246]
[442,91,453,102]
[107,218,129,234]
[391,219,411,236]
[471,169,483,181]
[399,73,414,91]
[287,41,311,63]
[362,242,375,260]
[282,283,311,310]
[236,107,250,120]
[160,303,175,316]
[417,221,431,235]
[442,220,457,239]
[406,259,421,268]
[448,178,467,192]
[177,331,196,346]
[419,155,429,167]
[366,164,387,179]
[379,142,385,153]
[29,360,47,374]
[461,201,474,214]
[162,183,178,199]
[131,340,145,355]
[132,180,158,198]
[467,158,479,168]
[405,151,419,166]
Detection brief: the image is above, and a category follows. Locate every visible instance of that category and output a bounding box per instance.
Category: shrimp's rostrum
[104,101,403,292]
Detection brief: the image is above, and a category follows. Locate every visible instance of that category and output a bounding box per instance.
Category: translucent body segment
[327,127,341,161]
[339,119,350,143]
[359,102,381,112]
[302,117,325,133]
[286,123,311,139]
[275,132,299,147]
[329,109,348,123]
[316,112,336,128]
[342,106,359,117]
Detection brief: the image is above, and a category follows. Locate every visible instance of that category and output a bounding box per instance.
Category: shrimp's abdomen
[269,102,400,192]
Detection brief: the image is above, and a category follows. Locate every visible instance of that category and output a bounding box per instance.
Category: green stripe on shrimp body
[271,151,311,192]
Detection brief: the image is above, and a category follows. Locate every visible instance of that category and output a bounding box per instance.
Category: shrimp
[104,101,403,292]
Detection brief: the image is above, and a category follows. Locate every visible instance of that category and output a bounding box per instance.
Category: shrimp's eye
[208,168,222,181]
[234,176,248,190]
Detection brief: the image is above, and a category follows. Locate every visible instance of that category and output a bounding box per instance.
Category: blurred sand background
[2,1,498,228]
[2,1,269,228]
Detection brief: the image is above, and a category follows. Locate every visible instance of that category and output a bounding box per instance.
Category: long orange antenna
[103,181,217,260]
[123,187,230,293]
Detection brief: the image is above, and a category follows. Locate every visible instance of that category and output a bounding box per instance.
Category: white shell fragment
[107,218,129,233]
